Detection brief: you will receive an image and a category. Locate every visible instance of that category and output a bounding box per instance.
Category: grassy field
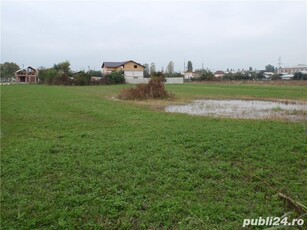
[1,83,307,229]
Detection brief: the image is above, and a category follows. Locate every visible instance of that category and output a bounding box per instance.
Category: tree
[249,67,253,71]
[150,63,156,75]
[52,61,72,85]
[223,72,249,80]
[38,68,58,84]
[265,64,275,72]
[166,61,174,74]
[187,61,193,72]
[271,74,282,80]
[165,72,183,78]
[0,62,20,80]
[87,70,102,78]
[293,72,307,80]
[200,70,214,81]
[151,71,164,78]
[143,63,150,78]
[250,72,257,80]
[53,61,71,75]
[74,71,91,85]
[256,72,265,79]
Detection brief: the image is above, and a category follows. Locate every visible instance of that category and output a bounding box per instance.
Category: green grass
[1,84,307,229]
[166,83,307,101]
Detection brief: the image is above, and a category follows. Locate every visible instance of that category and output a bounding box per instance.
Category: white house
[183,71,200,80]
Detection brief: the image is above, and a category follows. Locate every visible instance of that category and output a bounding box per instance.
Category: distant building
[214,70,225,78]
[263,72,274,79]
[101,60,145,84]
[183,71,200,80]
[277,65,307,75]
[15,66,38,83]
[280,74,294,80]
[102,60,144,77]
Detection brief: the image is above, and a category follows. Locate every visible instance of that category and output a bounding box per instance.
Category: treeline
[150,71,183,78]
[191,71,307,81]
[292,72,307,80]
[38,61,125,85]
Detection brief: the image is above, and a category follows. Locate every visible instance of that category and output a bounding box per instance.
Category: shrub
[164,72,183,78]
[191,71,215,81]
[38,68,58,84]
[74,72,91,86]
[118,77,172,100]
[52,73,70,85]
[271,74,282,80]
[105,71,125,84]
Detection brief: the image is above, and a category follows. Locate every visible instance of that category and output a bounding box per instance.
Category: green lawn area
[1,84,306,229]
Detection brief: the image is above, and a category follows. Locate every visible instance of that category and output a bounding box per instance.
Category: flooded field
[165,100,307,121]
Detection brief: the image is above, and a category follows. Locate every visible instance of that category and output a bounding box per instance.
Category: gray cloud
[1,1,306,71]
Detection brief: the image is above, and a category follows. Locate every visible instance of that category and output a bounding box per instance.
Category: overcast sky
[1,0,306,72]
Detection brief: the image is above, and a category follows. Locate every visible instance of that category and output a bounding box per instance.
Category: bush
[52,73,70,85]
[105,71,125,84]
[164,72,183,78]
[223,72,250,80]
[271,74,282,80]
[191,71,214,81]
[74,72,91,86]
[118,77,172,100]
[38,68,58,84]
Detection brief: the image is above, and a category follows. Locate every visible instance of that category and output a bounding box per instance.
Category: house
[214,70,225,78]
[101,60,146,84]
[15,66,38,83]
[183,71,200,80]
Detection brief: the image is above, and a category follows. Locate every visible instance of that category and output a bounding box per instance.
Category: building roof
[102,61,126,68]
[15,66,37,73]
[101,60,144,68]
[214,70,225,74]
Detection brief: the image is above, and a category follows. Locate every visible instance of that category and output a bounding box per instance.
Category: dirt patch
[165,99,307,121]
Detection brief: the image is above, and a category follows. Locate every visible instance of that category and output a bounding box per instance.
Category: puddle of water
[165,100,307,121]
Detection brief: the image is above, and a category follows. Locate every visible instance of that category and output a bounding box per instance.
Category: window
[134,65,137,69]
